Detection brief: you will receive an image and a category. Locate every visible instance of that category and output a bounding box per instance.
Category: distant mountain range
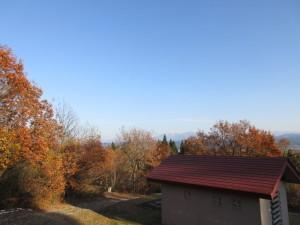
[161,132,300,150]
[275,133,300,150]
[156,132,195,141]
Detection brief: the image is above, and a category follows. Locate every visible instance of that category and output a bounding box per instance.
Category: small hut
[148,155,300,225]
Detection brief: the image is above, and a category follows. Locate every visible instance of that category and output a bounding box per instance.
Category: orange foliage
[182,120,282,157]
[147,139,171,167]
[0,46,64,207]
[0,46,62,164]
[61,140,80,190]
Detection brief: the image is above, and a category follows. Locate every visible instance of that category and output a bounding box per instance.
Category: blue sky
[1,0,300,141]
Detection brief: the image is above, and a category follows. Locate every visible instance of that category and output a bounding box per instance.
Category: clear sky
[1,0,300,141]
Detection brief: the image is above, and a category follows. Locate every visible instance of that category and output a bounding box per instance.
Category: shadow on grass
[98,198,161,225]
[0,211,82,225]
[66,195,161,225]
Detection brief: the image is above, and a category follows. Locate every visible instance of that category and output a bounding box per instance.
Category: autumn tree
[117,128,156,193]
[181,131,211,155]
[100,146,120,192]
[79,138,104,178]
[0,129,19,173]
[0,46,62,162]
[67,130,105,195]
[182,120,282,157]
[0,46,65,207]
[56,102,118,196]
[277,138,290,154]
[0,47,41,130]
[54,102,81,193]
[56,101,79,144]
[60,140,80,193]
[147,134,171,167]
[58,123,119,196]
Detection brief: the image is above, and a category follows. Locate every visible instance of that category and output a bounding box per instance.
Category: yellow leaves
[0,129,20,171]
[0,136,11,170]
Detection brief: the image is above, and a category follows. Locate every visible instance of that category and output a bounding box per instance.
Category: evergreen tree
[111,142,117,150]
[169,139,178,155]
[180,141,185,154]
[162,134,168,144]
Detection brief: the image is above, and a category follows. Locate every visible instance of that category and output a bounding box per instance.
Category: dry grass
[0,193,161,225]
[103,192,145,201]
[0,209,131,225]
[99,195,161,225]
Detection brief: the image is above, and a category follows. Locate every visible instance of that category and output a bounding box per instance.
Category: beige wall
[279,182,290,225]
[259,198,272,225]
[260,182,290,225]
[161,183,262,225]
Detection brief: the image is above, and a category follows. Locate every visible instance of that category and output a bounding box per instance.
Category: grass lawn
[0,193,299,225]
[0,209,128,225]
[99,196,161,225]
[0,193,160,225]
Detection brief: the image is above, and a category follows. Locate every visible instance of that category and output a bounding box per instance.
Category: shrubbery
[0,151,65,208]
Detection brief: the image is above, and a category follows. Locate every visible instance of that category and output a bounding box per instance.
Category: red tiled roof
[147,155,300,199]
